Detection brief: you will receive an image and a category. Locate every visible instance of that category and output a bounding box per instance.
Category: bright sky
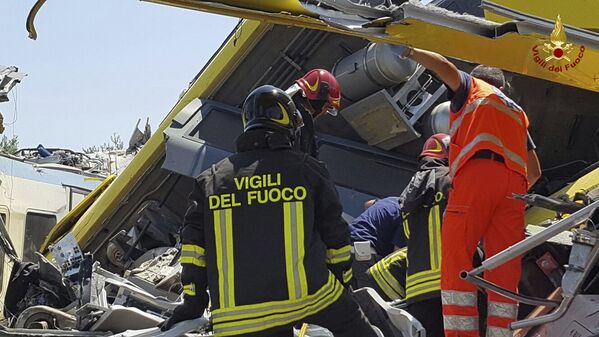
[1,1,238,151]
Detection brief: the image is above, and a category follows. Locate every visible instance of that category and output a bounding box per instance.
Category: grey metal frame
[461,199,599,330]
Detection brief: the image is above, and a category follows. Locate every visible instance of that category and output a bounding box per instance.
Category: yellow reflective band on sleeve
[326,245,352,264]
[369,262,404,300]
[212,273,343,337]
[182,244,205,255]
[403,213,410,239]
[215,208,235,308]
[183,283,196,297]
[406,269,440,284]
[428,205,442,270]
[181,244,207,267]
[406,278,441,299]
[368,249,407,300]
[284,201,308,300]
[343,268,353,284]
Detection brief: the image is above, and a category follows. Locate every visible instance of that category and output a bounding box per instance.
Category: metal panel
[340,89,420,150]
[163,99,240,178]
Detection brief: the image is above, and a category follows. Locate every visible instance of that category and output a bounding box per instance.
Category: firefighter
[399,46,542,337]
[349,197,406,287]
[364,134,450,323]
[161,85,378,337]
[382,134,452,337]
[287,69,341,158]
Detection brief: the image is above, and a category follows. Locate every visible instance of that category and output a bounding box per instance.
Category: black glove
[159,301,204,331]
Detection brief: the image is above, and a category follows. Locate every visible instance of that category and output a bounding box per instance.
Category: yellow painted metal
[67,20,270,252]
[181,0,310,16]
[482,1,599,30]
[525,167,599,226]
[144,0,327,30]
[40,175,116,253]
[146,1,599,93]
[384,19,599,93]
[61,1,599,251]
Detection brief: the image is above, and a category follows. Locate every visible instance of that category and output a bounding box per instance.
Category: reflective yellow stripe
[183,283,196,297]
[296,202,308,298]
[213,273,337,319]
[369,262,403,300]
[428,204,441,270]
[284,203,295,299]
[225,208,234,307]
[212,273,343,336]
[326,245,352,264]
[180,244,206,267]
[403,213,410,239]
[406,269,440,285]
[182,244,205,255]
[368,249,407,300]
[406,278,440,299]
[215,209,235,308]
[343,268,353,284]
[284,202,308,300]
[180,256,206,267]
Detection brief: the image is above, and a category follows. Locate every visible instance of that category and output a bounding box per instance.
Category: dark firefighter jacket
[401,157,451,303]
[366,158,450,303]
[179,129,353,337]
[292,95,319,159]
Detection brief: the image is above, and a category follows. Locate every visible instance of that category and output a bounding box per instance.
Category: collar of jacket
[418,157,449,171]
[235,129,293,152]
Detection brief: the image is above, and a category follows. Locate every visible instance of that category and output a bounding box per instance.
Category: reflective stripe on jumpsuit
[441,77,528,337]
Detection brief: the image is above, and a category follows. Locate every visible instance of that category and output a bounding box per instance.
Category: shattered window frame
[23,212,56,263]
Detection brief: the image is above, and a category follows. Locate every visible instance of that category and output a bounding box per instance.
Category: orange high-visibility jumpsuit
[441,75,529,337]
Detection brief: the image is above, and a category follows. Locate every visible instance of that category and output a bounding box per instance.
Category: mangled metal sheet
[0,66,26,103]
[130,0,599,93]
[482,0,599,31]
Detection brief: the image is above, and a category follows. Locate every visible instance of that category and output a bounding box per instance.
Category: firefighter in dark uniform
[287,69,341,158]
[366,133,451,337]
[161,85,378,337]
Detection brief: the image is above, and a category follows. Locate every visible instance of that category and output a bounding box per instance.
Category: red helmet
[420,133,450,159]
[295,69,341,116]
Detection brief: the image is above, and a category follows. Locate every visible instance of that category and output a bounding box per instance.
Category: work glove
[159,300,205,331]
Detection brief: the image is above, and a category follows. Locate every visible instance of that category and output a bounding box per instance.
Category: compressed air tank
[426,101,451,136]
[333,43,418,102]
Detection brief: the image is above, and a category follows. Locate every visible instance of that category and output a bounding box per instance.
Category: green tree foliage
[82,133,124,154]
[0,135,19,154]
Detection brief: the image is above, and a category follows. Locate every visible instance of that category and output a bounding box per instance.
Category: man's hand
[159,301,204,331]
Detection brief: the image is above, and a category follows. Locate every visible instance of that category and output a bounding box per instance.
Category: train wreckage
[3,0,599,336]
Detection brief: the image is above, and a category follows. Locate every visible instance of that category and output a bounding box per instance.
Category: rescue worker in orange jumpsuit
[397,46,542,337]
[287,69,341,158]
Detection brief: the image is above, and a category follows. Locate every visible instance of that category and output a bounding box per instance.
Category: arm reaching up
[402,47,462,92]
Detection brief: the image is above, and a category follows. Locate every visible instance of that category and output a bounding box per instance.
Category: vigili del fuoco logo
[531,15,585,72]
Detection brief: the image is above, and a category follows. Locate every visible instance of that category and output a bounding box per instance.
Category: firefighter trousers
[242,288,379,337]
[441,159,526,337]
[406,297,444,337]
